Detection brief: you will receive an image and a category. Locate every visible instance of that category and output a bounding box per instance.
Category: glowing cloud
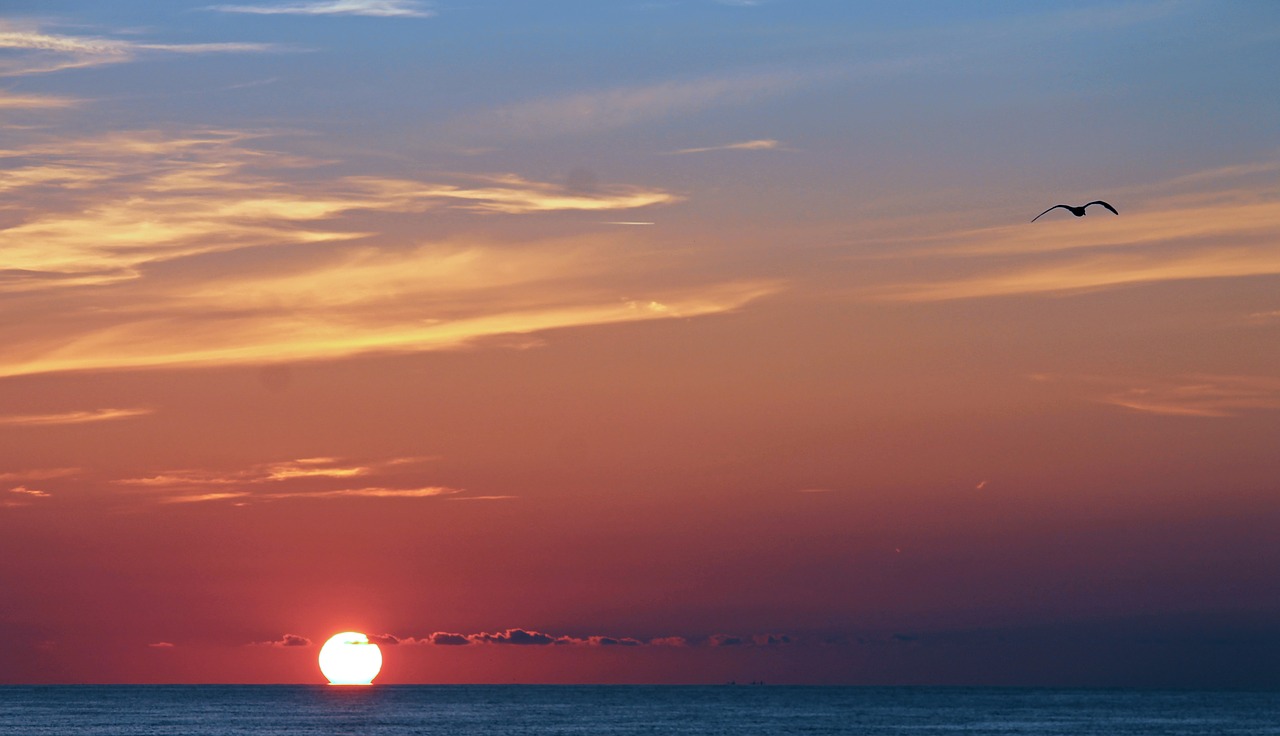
[0,131,678,282]
[0,408,151,427]
[159,487,460,504]
[8,487,51,497]
[272,486,458,499]
[2,485,52,508]
[112,456,466,505]
[118,457,412,488]
[0,128,776,379]
[350,174,679,214]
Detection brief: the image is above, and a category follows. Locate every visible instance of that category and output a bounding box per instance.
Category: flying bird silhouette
[1031,200,1118,222]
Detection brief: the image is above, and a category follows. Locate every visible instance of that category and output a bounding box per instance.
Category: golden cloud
[0,408,152,426]
[116,456,461,504]
[0,131,679,281]
[160,487,457,504]
[114,457,403,488]
[0,128,775,378]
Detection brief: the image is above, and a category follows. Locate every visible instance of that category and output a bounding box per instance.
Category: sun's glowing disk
[318,632,382,685]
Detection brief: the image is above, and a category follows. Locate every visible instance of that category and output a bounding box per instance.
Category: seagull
[1031,200,1118,222]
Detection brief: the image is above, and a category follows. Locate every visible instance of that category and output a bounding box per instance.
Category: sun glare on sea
[318,632,382,685]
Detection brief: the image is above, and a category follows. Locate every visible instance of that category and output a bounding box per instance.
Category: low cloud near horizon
[368,629,793,648]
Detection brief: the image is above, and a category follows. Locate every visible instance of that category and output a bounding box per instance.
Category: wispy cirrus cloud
[667,138,781,155]
[161,486,457,504]
[458,70,811,139]
[1101,375,1280,418]
[0,23,284,76]
[116,456,426,489]
[0,91,81,109]
[208,0,434,17]
[861,160,1280,303]
[0,408,151,427]
[114,456,465,504]
[350,173,679,214]
[116,461,369,489]
[0,468,78,482]
[0,127,776,378]
[1032,373,1280,419]
[0,130,678,282]
[1244,310,1280,325]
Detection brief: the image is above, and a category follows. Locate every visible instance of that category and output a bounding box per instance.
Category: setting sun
[317,632,382,686]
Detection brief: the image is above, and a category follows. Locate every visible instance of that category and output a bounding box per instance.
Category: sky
[1,0,1278,687]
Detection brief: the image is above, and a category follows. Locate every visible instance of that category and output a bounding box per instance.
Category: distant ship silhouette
[1031,200,1118,222]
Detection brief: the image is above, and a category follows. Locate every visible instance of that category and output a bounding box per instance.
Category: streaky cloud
[0,468,79,482]
[351,173,679,214]
[114,455,470,505]
[137,42,284,54]
[668,139,781,155]
[162,492,251,504]
[1032,373,1280,419]
[0,131,678,281]
[0,23,284,76]
[207,0,434,17]
[269,486,458,499]
[0,127,776,379]
[457,70,810,140]
[1101,374,1280,418]
[861,160,1280,303]
[0,91,81,109]
[116,456,421,490]
[0,408,152,427]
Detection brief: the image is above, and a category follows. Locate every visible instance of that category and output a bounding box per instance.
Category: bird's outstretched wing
[1031,204,1069,222]
[1085,200,1118,215]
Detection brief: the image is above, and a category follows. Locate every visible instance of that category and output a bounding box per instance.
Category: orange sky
[1,2,1278,686]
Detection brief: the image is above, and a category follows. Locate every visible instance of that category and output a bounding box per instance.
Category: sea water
[0,685,1277,735]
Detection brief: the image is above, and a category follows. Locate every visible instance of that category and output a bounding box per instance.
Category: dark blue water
[0,686,1277,735]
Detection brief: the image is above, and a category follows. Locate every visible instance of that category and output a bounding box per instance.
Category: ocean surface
[1,686,1277,735]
